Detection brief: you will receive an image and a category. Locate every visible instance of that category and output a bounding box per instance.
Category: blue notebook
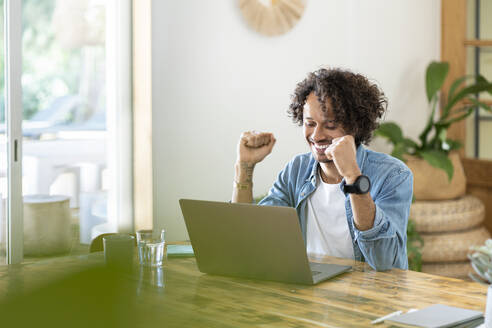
[167,245,194,258]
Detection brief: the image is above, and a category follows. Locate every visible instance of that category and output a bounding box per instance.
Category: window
[465,0,492,159]
[0,0,132,264]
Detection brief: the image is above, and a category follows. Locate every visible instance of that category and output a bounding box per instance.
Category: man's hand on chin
[324,135,361,184]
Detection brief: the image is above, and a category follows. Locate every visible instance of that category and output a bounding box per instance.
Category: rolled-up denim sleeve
[353,169,413,271]
[258,162,295,208]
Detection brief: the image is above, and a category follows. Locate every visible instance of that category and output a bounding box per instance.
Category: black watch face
[358,176,370,193]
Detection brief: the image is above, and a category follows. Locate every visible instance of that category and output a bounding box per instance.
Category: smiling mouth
[313,144,329,151]
[310,142,331,154]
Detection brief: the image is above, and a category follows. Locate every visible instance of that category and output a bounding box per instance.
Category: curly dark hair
[287,68,387,146]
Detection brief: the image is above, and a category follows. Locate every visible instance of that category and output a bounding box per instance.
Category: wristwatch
[342,175,371,194]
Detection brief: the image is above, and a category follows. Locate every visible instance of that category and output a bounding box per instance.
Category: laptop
[179,199,352,285]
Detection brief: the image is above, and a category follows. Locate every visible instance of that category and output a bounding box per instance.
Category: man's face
[303,93,346,163]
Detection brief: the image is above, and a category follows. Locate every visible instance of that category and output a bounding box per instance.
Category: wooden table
[0,253,487,327]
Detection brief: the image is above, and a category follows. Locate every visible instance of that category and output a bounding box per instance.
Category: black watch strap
[342,175,371,194]
[343,182,359,194]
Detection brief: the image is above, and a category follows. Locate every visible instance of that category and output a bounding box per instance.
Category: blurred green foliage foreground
[0,265,137,328]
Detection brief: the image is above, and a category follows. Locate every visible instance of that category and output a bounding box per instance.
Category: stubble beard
[308,138,334,164]
[318,158,333,164]
[310,146,333,164]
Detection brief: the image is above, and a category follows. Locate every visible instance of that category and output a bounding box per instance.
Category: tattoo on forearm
[240,162,255,183]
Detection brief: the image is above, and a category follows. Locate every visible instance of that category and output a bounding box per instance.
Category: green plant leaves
[467,97,492,114]
[375,122,420,161]
[419,96,438,148]
[444,81,492,116]
[374,122,403,145]
[402,138,418,149]
[391,143,406,161]
[476,74,492,97]
[437,106,475,127]
[447,75,469,104]
[407,218,424,272]
[418,150,454,181]
[445,74,490,104]
[375,123,420,160]
[426,61,449,102]
[438,129,447,142]
[253,193,267,204]
[375,61,490,184]
[444,139,462,151]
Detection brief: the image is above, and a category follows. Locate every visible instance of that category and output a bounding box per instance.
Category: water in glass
[136,229,166,267]
[138,241,165,267]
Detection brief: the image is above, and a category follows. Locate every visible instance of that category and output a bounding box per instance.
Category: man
[232,68,413,271]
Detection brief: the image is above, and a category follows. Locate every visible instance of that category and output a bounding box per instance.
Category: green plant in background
[253,194,267,204]
[375,61,492,181]
[407,218,424,271]
[469,239,492,284]
[0,0,89,121]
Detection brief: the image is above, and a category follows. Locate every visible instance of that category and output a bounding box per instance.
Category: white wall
[151,0,441,241]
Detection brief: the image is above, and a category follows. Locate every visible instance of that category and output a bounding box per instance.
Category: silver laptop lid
[179,199,314,284]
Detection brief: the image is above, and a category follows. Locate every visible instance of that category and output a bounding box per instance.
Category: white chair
[79,191,106,244]
[24,156,81,208]
[50,164,81,208]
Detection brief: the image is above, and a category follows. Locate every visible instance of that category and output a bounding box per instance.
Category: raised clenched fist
[324,135,361,183]
[236,131,276,165]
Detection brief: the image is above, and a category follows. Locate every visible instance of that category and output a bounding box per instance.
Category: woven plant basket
[420,225,490,262]
[406,152,466,201]
[421,261,472,279]
[411,195,484,233]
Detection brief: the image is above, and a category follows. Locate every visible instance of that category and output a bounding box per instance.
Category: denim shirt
[258,146,413,271]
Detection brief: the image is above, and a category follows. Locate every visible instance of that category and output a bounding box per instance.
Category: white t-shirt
[306,169,355,259]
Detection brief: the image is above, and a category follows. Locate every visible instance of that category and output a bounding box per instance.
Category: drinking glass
[136,229,166,267]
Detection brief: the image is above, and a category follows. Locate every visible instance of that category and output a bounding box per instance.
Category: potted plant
[375,61,492,200]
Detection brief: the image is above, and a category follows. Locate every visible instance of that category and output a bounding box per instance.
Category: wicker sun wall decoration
[239,0,307,36]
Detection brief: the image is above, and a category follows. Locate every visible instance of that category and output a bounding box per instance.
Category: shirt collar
[307,157,318,184]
